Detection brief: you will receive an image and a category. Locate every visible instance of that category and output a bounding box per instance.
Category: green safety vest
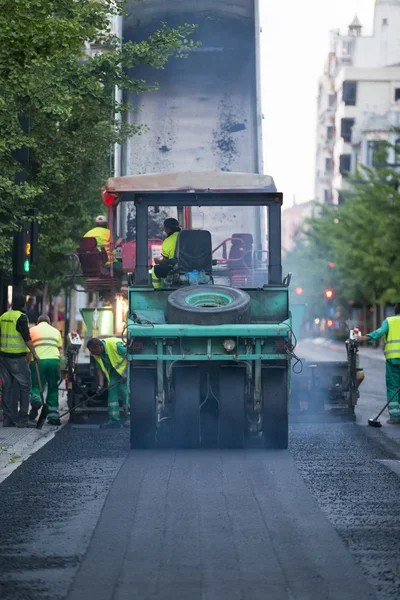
[93,337,127,382]
[384,316,400,360]
[30,322,61,360]
[0,310,27,354]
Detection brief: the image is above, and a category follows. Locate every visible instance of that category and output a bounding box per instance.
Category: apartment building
[315,0,400,205]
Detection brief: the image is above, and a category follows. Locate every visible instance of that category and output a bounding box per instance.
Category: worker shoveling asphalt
[35,378,126,430]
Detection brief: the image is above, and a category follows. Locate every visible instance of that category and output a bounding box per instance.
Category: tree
[0,0,198,293]
[285,135,400,327]
[283,206,341,320]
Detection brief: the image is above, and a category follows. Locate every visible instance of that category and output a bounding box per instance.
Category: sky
[259,0,376,205]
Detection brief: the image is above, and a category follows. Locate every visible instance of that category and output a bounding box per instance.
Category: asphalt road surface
[1,343,400,600]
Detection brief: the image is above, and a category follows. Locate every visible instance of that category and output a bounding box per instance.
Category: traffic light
[325,289,334,299]
[27,207,38,263]
[295,287,303,295]
[23,231,31,273]
[13,210,38,279]
[14,222,32,276]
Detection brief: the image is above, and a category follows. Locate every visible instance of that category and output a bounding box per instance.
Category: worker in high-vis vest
[0,294,40,428]
[28,315,62,426]
[84,215,111,251]
[358,303,400,424]
[151,218,181,288]
[87,337,128,428]
[84,215,122,273]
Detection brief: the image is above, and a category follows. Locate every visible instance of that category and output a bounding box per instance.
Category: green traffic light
[23,259,30,273]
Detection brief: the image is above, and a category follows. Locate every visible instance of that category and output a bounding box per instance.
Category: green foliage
[284,134,400,315]
[0,0,198,292]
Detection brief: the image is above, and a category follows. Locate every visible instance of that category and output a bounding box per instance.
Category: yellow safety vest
[92,337,127,382]
[151,231,179,288]
[30,322,61,360]
[0,310,27,354]
[84,227,116,265]
[84,227,110,250]
[162,231,179,259]
[384,316,400,360]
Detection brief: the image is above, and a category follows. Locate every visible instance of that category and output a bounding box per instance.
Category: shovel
[57,378,122,421]
[36,363,49,430]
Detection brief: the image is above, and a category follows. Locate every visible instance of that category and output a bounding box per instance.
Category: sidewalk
[0,424,62,484]
[0,389,68,484]
[299,337,386,361]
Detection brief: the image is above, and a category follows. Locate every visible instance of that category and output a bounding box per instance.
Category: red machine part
[121,239,163,272]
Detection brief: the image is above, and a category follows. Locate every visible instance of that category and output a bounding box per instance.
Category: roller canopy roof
[104,171,277,194]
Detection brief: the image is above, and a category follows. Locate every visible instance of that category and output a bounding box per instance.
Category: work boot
[48,418,61,426]
[100,421,122,429]
[29,403,42,422]
[387,418,400,425]
[2,417,16,428]
[16,418,37,429]
[122,406,130,424]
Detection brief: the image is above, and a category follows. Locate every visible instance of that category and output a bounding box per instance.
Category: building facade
[315,0,400,205]
[281,200,317,255]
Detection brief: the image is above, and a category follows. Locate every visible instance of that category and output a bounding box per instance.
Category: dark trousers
[154,261,175,278]
[0,356,32,422]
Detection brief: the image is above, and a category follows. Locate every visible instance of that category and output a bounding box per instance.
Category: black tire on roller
[130,367,157,449]
[218,367,246,448]
[174,367,201,448]
[167,285,251,326]
[262,367,289,449]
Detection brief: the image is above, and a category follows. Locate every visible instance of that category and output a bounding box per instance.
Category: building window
[338,193,345,205]
[382,18,388,26]
[341,118,355,142]
[324,189,331,203]
[327,126,334,141]
[367,141,387,167]
[325,158,333,173]
[342,81,357,106]
[328,93,335,108]
[395,88,400,102]
[339,154,351,175]
[340,39,353,58]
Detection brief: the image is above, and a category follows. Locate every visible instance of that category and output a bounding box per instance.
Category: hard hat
[96,215,108,225]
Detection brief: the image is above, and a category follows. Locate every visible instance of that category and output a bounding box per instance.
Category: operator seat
[228,233,253,268]
[169,229,213,282]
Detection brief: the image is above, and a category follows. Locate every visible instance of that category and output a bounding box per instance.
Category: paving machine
[290,334,364,420]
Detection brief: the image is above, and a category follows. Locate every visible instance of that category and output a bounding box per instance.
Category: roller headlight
[223,339,236,353]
